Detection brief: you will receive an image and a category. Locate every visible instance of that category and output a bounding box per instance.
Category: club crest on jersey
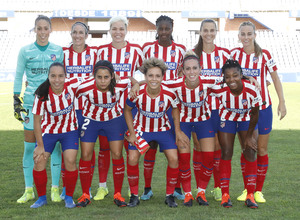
[214,56,220,63]
[158,101,165,108]
[199,91,204,97]
[220,121,225,128]
[85,55,91,61]
[51,54,57,61]
[65,93,71,100]
[253,57,259,63]
[242,99,248,106]
[125,52,130,59]
[170,50,176,57]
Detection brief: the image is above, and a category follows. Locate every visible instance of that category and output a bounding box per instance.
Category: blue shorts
[80,115,127,142]
[23,105,34,130]
[210,109,220,133]
[128,130,177,152]
[219,120,258,134]
[76,109,84,134]
[166,107,175,132]
[258,105,273,135]
[180,118,215,140]
[41,130,79,153]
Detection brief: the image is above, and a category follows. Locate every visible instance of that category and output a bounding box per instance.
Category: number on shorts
[81,118,90,130]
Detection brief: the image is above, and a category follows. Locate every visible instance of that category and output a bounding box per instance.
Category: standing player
[163,51,220,206]
[75,60,139,207]
[60,21,98,200]
[193,19,230,201]
[231,21,287,203]
[95,16,144,201]
[14,15,63,204]
[124,57,189,208]
[141,15,186,200]
[30,62,79,209]
[210,59,262,209]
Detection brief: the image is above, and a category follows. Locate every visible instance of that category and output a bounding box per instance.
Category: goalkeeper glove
[13,95,28,122]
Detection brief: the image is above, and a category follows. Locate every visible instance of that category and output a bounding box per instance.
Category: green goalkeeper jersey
[13,41,63,106]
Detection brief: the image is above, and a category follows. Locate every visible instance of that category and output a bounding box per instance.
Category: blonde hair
[141,57,168,76]
[239,21,262,57]
[109,16,128,29]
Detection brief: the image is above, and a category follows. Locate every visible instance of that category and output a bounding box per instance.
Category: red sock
[112,158,125,194]
[240,153,247,189]
[79,159,91,195]
[213,150,221,188]
[90,150,95,186]
[179,153,191,193]
[33,169,47,197]
[166,166,179,195]
[175,151,181,189]
[65,169,78,197]
[245,159,257,194]
[61,152,65,187]
[98,135,110,184]
[198,151,214,190]
[220,159,231,195]
[256,154,269,192]
[193,149,202,188]
[127,163,139,195]
[143,148,157,188]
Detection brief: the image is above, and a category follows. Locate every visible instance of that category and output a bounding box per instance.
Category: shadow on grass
[0,130,299,219]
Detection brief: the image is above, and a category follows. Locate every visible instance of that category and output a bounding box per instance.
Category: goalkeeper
[13,15,64,204]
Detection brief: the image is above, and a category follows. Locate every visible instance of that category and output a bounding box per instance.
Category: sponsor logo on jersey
[165,62,177,70]
[140,109,165,119]
[93,102,116,108]
[226,107,250,114]
[158,101,165,108]
[65,93,71,100]
[85,55,91,61]
[242,99,248,106]
[66,65,93,74]
[199,91,204,97]
[113,63,132,72]
[242,68,260,77]
[170,50,176,57]
[124,52,130,59]
[201,69,222,76]
[253,57,259,63]
[51,54,57,61]
[50,103,73,116]
[214,56,220,63]
[181,100,205,108]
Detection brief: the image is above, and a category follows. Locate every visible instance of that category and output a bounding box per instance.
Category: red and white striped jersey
[143,40,186,80]
[32,78,80,134]
[97,41,143,78]
[63,45,98,110]
[230,47,277,110]
[210,80,262,121]
[76,77,131,121]
[163,76,216,122]
[197,45,230,110]
[127,84,179,132]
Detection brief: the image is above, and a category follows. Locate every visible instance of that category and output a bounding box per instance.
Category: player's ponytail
[35,62,65,101]
[94,60,116,96]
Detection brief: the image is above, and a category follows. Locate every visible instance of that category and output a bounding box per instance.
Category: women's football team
[14,14,286,209]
